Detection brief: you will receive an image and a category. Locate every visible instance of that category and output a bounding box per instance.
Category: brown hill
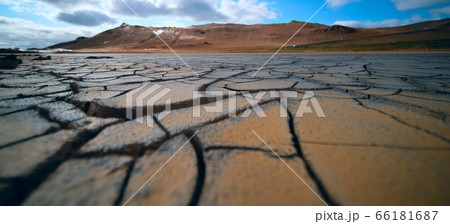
[49,19,450,52]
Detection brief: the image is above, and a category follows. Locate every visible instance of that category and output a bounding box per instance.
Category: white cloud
[111,0,276,24]
[334,14,426,28]
[110,0,228,22]
[2,0,277,24]
[0,0,41,13]
[218,0,277,23]
[57,10,117,26]
[0,16,101,49]
[328,0,359,8]
[37,0,98,8]
[429,6,450,17]
[391,0,450,11]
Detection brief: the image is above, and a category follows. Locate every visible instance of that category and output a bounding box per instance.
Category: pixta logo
[126,84,172,127]
[126,84,325,127]
[193,91,325,118]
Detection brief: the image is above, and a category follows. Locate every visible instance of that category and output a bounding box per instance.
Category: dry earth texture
[0,53,449,205]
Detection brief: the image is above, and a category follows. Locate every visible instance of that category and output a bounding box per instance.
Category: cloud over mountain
[391,0,450,11]
[57,10,117,26]
[0,16,99,48]
[111,0,228,22]
[111,0,275,23]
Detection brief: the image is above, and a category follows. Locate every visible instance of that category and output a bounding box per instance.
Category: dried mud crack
[287,110,337,206]
[0,54,449,205]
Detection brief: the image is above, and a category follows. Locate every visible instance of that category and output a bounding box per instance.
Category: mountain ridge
[49,18,450,52]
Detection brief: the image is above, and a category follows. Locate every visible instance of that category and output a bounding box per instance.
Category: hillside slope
[49,19,450,52]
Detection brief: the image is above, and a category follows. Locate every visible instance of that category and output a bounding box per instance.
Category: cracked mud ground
[0,54,449,206]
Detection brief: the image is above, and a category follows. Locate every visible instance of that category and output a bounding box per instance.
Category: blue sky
[0,0,449,49]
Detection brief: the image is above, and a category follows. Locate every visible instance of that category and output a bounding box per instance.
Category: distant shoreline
[3,49,450,56]
[43,47,450,54]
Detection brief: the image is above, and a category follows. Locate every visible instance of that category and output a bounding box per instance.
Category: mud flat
[0,53,449,205]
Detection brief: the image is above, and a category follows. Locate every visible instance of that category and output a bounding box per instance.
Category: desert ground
[0,53,449,205]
